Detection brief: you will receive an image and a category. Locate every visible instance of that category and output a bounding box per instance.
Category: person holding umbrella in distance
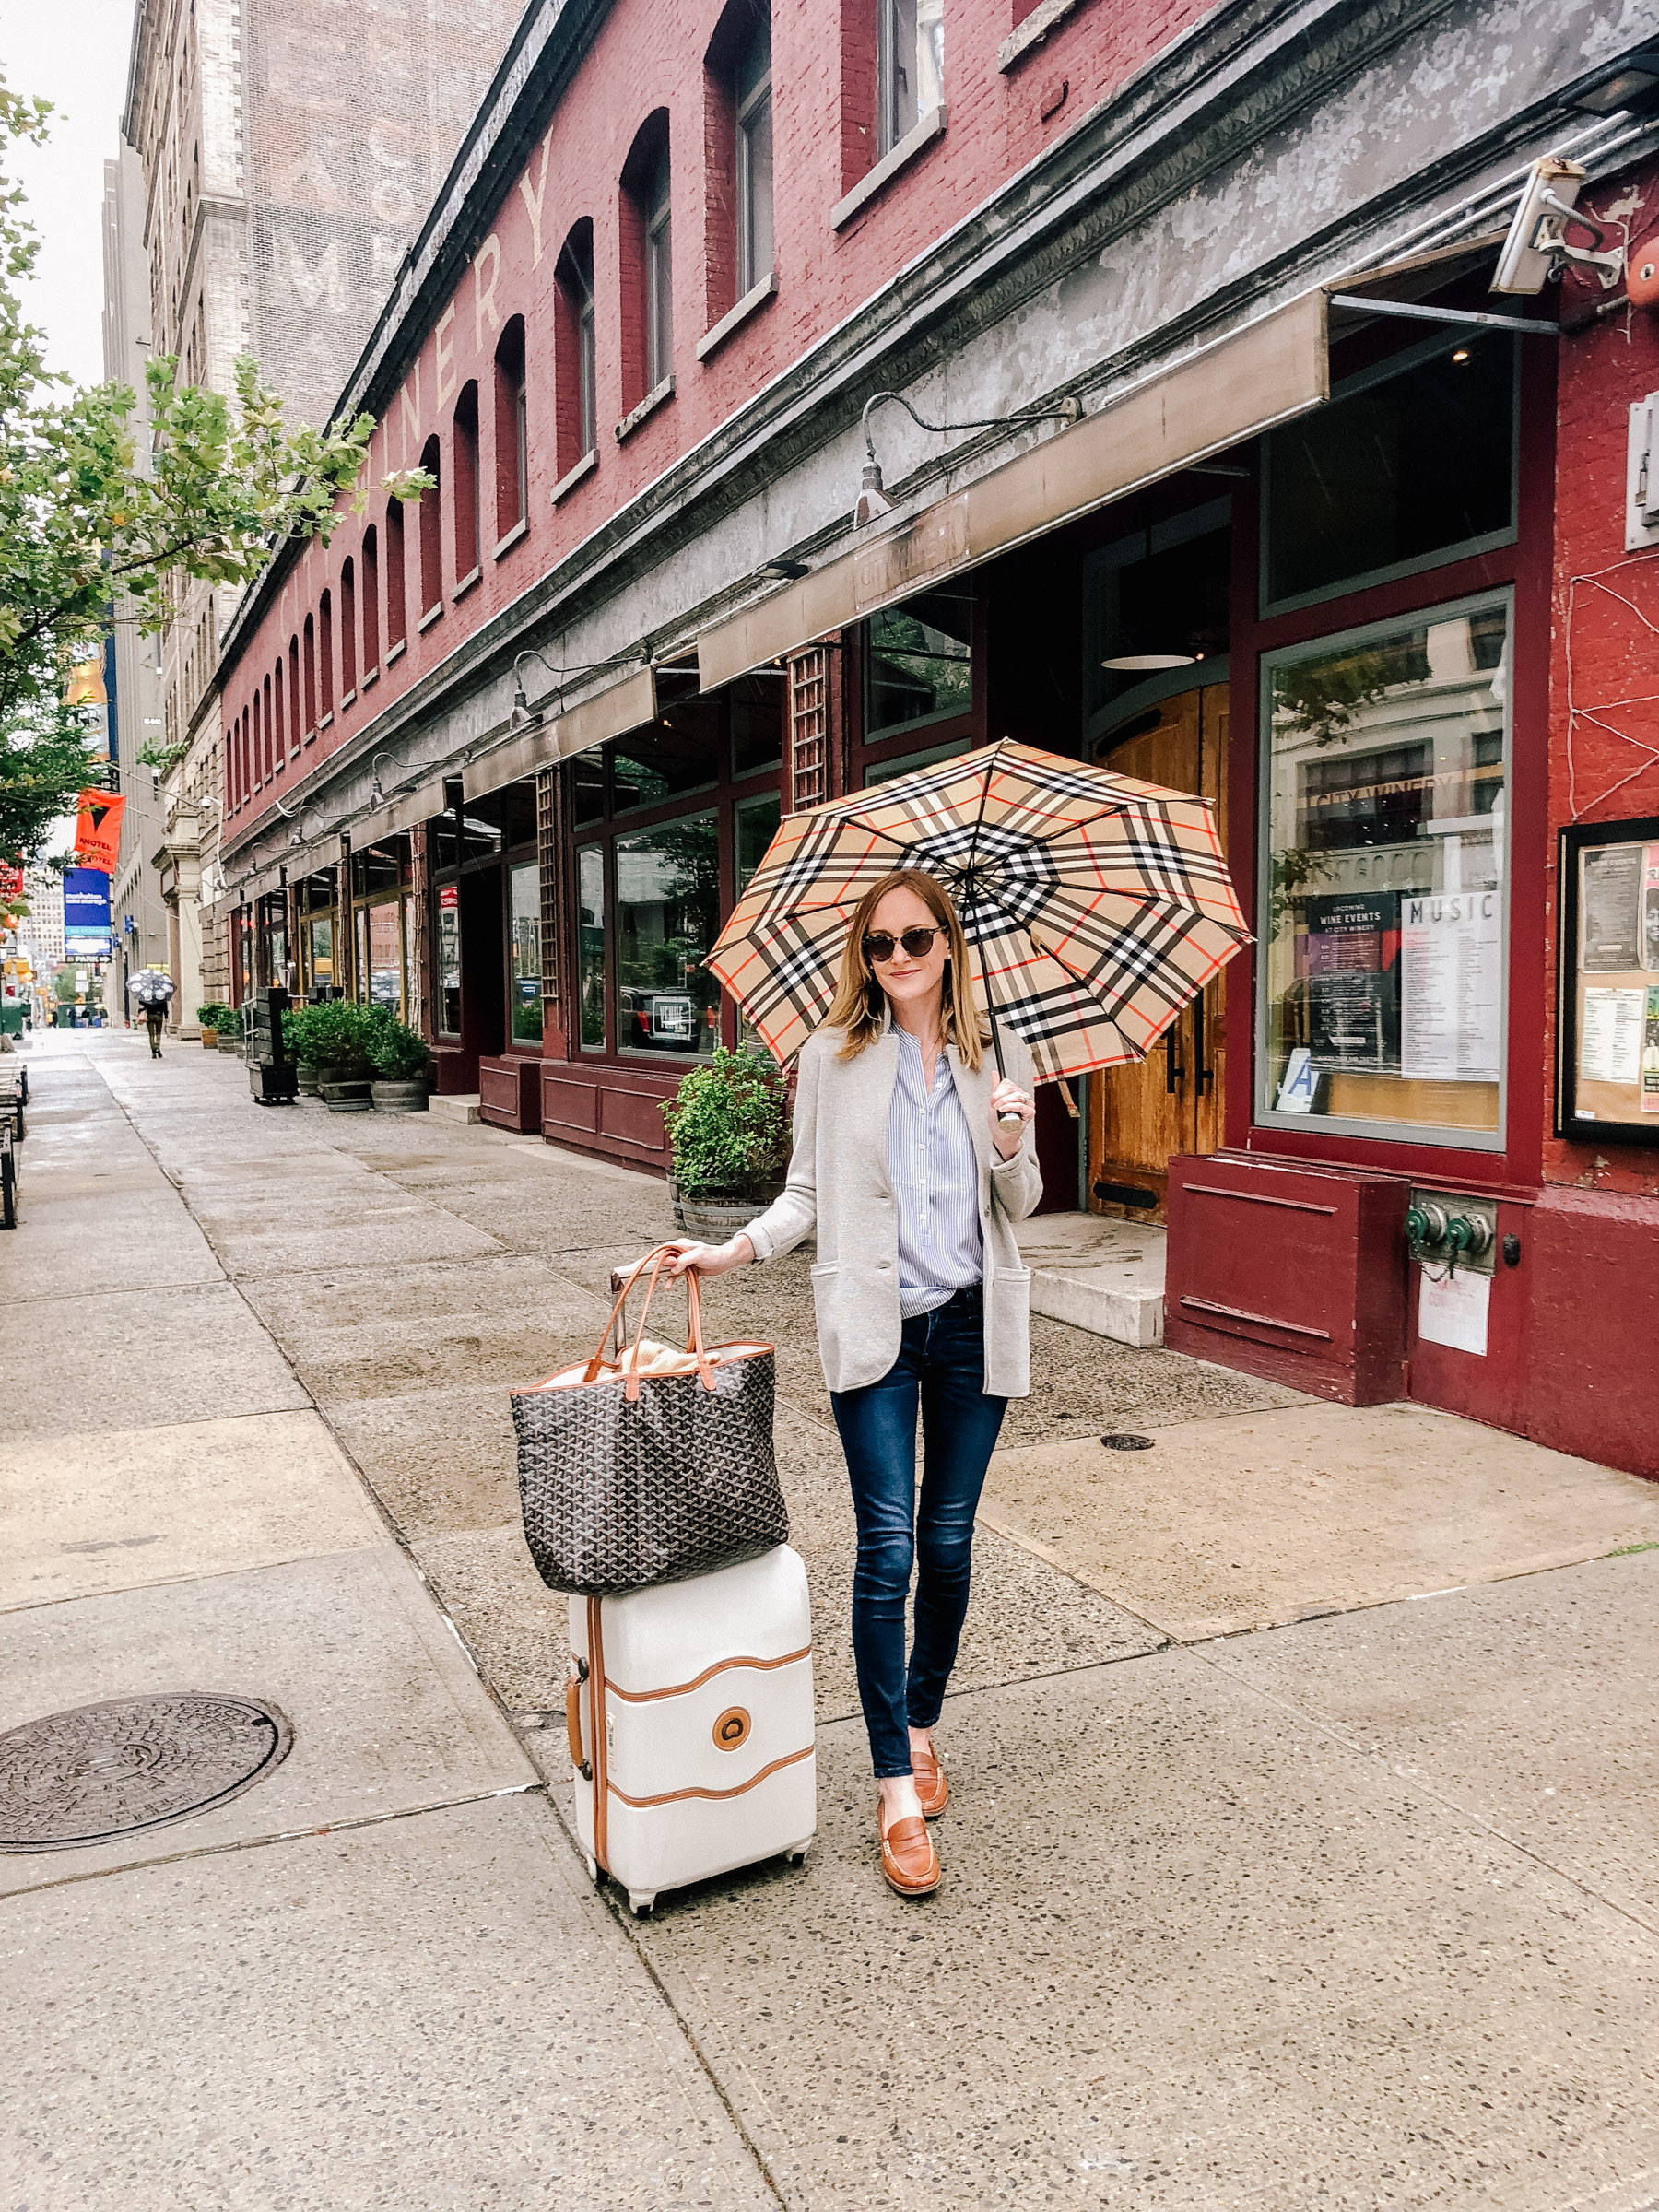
[664,868,1040,1900]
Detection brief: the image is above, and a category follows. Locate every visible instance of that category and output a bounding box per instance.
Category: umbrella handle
[978,933,1025,1129]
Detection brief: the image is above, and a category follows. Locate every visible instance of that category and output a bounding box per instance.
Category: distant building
[101,143,173,1021]
[20,869,65,969]
[116,0,524,1025]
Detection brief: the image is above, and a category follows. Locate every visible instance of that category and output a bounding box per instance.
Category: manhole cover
[1100,1431,1155,1451]
[0,1694,292,1853]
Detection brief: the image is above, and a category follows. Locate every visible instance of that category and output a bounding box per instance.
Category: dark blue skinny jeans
[830,1288,1008,1779]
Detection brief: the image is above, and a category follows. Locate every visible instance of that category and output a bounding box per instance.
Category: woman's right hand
[662,1234,754,1280]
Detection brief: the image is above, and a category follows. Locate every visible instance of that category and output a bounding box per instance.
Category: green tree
[0,78,428,863]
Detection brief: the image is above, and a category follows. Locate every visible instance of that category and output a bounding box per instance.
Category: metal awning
[697,288,1330,688]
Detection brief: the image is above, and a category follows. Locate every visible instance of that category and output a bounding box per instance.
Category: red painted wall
[219,0,1212,837]
[1544,160,1659,1202]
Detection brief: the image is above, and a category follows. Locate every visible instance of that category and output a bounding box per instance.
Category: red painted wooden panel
[541,1072,599,1133]
[479,1053,542,1132]
[1166,1149,1409,1404]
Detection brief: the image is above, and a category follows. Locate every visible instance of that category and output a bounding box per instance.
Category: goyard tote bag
[512,1245,787,1595]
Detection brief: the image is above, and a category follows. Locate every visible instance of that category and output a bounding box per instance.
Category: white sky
[3,4,139,858]
[4,0,138,386]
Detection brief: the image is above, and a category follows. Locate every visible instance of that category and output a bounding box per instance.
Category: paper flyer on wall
[1580,985,1645,1086]
[1400,889,1500,1081]
[1301,892,1399,1070]
[1644,986,1659,1116]
[1581,842,1643,970]
[1418,1265,1489,1356]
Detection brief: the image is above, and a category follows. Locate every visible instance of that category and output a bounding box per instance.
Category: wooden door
[1089,683,1229,1223]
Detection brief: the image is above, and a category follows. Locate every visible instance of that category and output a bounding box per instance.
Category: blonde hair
[821,868,985,1069]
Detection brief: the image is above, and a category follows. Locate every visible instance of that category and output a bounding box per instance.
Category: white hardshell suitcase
[566,1543,817,1914]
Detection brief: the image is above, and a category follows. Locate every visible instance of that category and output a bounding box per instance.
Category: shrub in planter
[302,998,374,1081]
[366,1015,431,1111]
[195,1000,227,1046]
[661,1048,789,1231]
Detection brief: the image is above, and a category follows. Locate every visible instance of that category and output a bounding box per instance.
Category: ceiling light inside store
[1101,652,1198,671]
[1452,347,1470,362]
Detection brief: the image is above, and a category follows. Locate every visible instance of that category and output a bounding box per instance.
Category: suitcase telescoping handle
[585,1244,716,1401]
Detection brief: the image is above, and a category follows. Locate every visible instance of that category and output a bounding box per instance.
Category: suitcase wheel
[583,1854,599,1885]
[785,1843,811,1866]
[627,1891,657,1916]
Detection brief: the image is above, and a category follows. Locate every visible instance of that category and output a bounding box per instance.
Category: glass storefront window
[732,673,784,777]
[865,589,971,739]
[401,892,420,1034]
[610,721,718,815]
[615,812,719,1058]
[510,861,542,1041]
[578,845,606,1050]
[1257,592,1511,1146]
[1263,330,1516,614]
[308,915,335,991]
[735,794,781,1053]
[436,886,461,1035]
[571,753,605,826]
[359,902,402,1010]
[865,736,971,787]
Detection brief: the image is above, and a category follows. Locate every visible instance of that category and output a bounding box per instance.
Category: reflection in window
[731,671,784,776]
[436,888,461,1035]
[359,901,402,1011]
[616,813,719,1058]
[578,845,606,1050]
[571,751,605,825]
[1259,595,1510,1143]
[401,891,420,1032]
[1264,331,1516,611]
[735,792,781,1052]
[308,915,335,990]
[609,716,718,812]
[735,16,772,296]
[878,0,944,155]
[510,862,542,1041]
[866,590,971,739]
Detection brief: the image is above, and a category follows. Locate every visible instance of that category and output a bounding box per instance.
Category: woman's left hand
[988,1077,1034,1160]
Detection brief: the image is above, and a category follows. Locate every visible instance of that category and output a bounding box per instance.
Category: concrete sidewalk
[4,1030,1657,2211]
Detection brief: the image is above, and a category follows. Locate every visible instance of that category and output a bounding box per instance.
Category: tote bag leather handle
[583,1244,717,1399]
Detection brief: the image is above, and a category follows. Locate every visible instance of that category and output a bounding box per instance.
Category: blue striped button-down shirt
[888,1029,983,1318]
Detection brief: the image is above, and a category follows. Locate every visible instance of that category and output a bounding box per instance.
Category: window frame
[1252,584,1515,1154]
[644,146,674,394]
[735,25,773,298]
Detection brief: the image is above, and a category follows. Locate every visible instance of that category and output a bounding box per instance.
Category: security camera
[1491,154,1625,294]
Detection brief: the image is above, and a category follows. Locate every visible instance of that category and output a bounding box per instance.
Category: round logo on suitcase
[712,1707,751,1751]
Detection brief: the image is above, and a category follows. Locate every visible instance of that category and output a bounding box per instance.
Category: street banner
[63,868,112,957]
[73,789,125,874]
[0,864,22,903]
[64,657,107,707]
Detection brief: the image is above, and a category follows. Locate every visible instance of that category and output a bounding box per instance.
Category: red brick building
[213,0,1659,1477]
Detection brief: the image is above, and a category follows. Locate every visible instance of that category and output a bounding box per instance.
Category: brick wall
[218,0,1212,838]
[1545,158,1659,1199]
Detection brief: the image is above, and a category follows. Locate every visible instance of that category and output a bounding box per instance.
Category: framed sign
[1558,815,1659,1145]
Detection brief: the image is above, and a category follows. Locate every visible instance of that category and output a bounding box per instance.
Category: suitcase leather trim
[606,1743,815,1810]
[605,1645,813,1703]
[587,1595,611,1873]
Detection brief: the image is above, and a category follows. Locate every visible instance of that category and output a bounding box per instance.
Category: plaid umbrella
[707,738,1249,1084]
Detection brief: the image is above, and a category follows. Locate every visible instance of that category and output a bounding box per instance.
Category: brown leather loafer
[877,1802,940,1897]
[912,1739,948,1818]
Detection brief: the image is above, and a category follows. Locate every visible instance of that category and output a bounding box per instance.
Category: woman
[665,869,1041,1899]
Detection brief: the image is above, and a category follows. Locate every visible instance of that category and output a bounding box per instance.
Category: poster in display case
[1558,816,1659,1145]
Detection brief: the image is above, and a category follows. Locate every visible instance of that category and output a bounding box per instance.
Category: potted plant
[661,1047,790,1238]
[195,1001,223,1048]
[366,1013,431,1112]
[283,1006,322,1096]
[304,998,374,1110]
[217,1003,244,1053]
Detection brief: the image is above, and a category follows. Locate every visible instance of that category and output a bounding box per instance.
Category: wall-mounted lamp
[367,753,394,807]
[760,558,810,582]
[853,389,1083,526]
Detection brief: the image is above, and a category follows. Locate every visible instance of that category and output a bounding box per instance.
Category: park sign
[63,869,112,958]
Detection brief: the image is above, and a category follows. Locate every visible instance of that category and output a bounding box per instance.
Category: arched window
[264,674,275,776]
[453,382,479,579]
[319,589,335,718]
[385,500,406,653]
[273,658,286,761]
[225,726,236,812]
[706,1,771,308]
[241,706,251,801]
[303,613,317,735]
[555,221,596,477]
[494,317,527,539]
[251,688,263,787]
[340,559,357,699]
[362,525,381,675]
[621,116,672,407]
[418,435,442,620]
[288,635,300,752]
